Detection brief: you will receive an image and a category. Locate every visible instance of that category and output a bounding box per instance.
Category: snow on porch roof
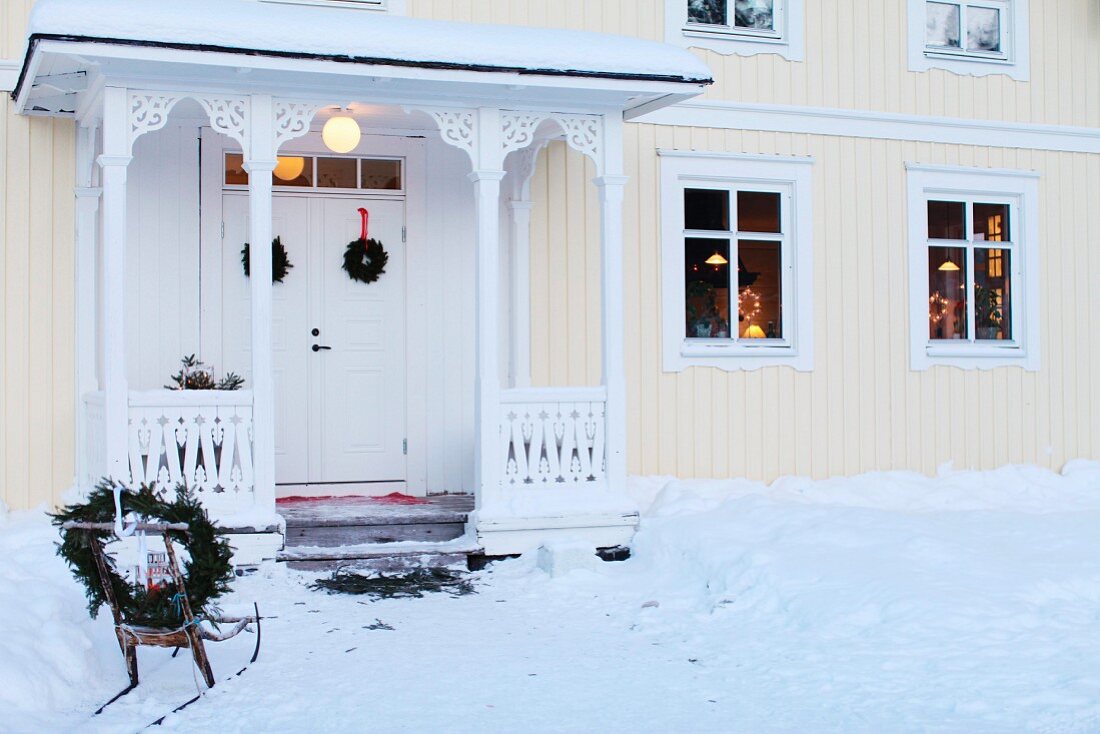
[23,0,714,85]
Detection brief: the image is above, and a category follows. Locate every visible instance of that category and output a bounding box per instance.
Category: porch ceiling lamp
[322,115,361,154]
[273,156,306,182]
[939,259,961,272]
[705,252,729,266]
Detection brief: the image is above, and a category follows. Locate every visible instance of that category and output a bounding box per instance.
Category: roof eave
[12,34,713,110]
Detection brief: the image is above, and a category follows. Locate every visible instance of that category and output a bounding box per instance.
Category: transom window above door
[667,0,804,60]
[225,154,403,192]
[909,0,1028,79]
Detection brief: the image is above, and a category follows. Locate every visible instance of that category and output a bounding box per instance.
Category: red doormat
[277,493,430,506]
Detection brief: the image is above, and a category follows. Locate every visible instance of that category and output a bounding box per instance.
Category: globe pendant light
[273,156,306,182]
[323,115,361,154]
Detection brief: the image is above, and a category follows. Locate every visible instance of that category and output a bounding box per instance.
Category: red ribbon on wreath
[359,207,370,242]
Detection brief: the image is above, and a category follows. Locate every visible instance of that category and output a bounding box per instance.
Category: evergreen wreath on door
[343,207,389,284]
[242,236,294,283]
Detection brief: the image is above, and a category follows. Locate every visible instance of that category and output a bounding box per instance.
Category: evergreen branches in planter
[166,355,245,391]
[242,236,294,283]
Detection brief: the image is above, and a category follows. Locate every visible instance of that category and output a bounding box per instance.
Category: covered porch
[14,0,709,561]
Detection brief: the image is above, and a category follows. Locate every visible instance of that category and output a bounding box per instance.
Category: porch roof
[14,0,712,115]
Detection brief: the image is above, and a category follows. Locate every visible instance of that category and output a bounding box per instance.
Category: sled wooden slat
[62,521,191,532]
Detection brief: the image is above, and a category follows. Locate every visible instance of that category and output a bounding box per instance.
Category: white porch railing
[85,390,256,516]
[500,387,607,488]
[128,390,255,512]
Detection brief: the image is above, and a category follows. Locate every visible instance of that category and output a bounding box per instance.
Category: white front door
[315,198,407,486]
[220,194,407,494]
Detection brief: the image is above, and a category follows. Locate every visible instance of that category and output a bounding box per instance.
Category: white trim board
[638,100,1100,155]
[0,59,19,93]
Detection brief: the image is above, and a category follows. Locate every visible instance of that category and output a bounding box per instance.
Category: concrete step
[284,521,466,548]
[278,538,483,574]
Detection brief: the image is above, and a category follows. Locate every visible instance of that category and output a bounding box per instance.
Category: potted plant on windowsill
[974,285,1004,341]
[686,280,729,339]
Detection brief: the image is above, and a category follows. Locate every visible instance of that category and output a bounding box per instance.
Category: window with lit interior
[660,152,814,372]
[906,164,1039,370]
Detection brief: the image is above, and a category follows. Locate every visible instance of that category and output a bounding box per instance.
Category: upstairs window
[909,0,1028,80]
[667,0,804,61]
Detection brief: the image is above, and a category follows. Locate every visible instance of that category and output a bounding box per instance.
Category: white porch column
[507,198,534,389]
[471,107,506,509]
[75,122,101,488]
[244,94,278,512]
[98,87,132,481]
[595,114,629,491]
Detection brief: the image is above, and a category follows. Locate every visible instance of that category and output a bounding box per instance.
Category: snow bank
[27,0,712,83]
[620,464,1100,730]
[630,460,1100,516]
[0,512,114,733]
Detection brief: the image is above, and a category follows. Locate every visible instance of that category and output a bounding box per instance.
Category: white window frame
[666,0,805,61]
[908,0,1029,80]
[906,164,1040,371]
[257,0,405,13]
[660,151,814,372]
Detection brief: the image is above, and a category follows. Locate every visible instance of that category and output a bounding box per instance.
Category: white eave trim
[15,39,707,117]
[638,100,1100,155]
[0,59,18,93]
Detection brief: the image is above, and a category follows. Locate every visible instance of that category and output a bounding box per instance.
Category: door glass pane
[926,2,962,48]
[225,153,248,185]
[928,246,968,339]
[685,189,730,231]
[967,6,1001,52]
[738,191,782,233]
[734,0,774,30]
[928,200,966,240]
[688,0,727,25]
[361,159,402,190]
[738,240,782,339]
[317,157,358,188]
[975,248,1011,340]
[273,156,313,187]
[972,203,1010,242]
[686,238,732,339]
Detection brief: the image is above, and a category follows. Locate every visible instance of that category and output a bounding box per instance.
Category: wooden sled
[62,521,259,692]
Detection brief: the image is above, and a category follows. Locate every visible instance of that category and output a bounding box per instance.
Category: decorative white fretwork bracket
[273,100,325,150]
[128,92,184,154]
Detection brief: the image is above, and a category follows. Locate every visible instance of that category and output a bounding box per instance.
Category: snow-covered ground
[4,463,1100,733]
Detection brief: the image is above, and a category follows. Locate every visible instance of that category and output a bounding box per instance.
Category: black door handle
[312,344,332,352]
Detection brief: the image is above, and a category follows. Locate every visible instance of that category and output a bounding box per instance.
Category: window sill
[915,343,1037,371]
[667,340,812,372]
[910,47,1027,81]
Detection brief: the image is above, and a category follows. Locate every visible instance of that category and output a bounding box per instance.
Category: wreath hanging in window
[241,236,294,284]
[343,208,389,285]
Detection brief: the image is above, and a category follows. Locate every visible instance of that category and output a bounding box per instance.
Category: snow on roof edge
[23,0,714,85]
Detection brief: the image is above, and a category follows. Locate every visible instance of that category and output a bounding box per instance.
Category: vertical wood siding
[528,126,1100,481]
[0,97,76,510]
[410,0,1100,127]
